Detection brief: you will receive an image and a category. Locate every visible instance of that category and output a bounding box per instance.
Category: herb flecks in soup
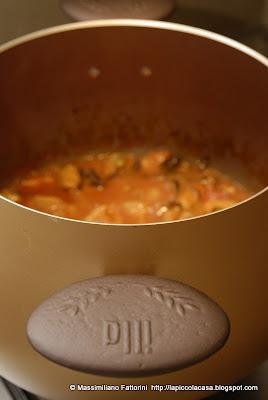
[1,150,251,223]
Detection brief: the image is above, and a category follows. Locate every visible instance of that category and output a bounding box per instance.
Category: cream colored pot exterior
[0,21,267,400]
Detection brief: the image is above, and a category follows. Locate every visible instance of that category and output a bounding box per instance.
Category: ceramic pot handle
[60,0,176,21]
[27,275,230,377]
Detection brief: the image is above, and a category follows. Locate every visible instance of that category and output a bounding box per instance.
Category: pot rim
[0,19,267,227]
[1,18,268,64]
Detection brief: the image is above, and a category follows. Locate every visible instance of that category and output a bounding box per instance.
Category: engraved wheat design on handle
[144,286,200,317]
[57,287,112,317]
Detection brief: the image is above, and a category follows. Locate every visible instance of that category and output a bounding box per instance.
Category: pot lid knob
[60,0,176,21]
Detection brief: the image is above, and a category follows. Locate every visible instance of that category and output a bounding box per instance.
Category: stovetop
[1,362,268,400]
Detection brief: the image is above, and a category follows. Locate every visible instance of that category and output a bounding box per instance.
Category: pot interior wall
[0,25,267,188]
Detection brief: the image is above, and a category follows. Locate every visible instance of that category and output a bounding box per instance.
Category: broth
[1,148,253,223]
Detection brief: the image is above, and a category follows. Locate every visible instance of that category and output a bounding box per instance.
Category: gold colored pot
[0,20,267,400]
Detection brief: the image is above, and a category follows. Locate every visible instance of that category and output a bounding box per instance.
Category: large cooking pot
[0,20,267,400]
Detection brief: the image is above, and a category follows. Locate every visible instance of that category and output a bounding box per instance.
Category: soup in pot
[0,149,253,223]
